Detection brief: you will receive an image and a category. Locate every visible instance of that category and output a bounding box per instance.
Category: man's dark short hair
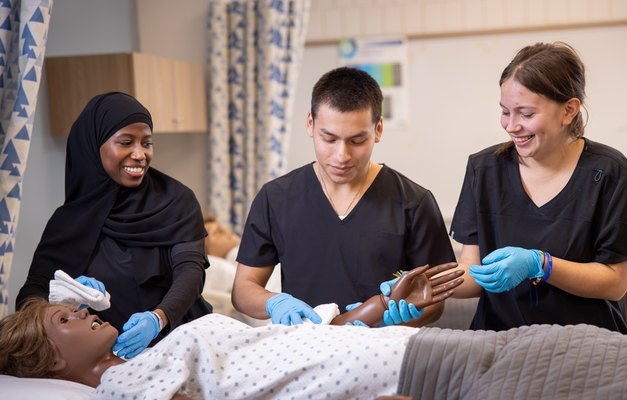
[311,67,383,124]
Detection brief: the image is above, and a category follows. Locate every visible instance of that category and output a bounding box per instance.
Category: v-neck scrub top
[237,163,455,312]
[450,139,627,332]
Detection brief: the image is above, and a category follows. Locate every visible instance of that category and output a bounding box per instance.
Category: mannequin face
[44,306,118,372]
[99,122,153,187]
[205,221,241,258]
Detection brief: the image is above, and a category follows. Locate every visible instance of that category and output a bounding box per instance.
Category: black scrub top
[85,235,212,339]
[237,163,455,311]
[450,139,627,332]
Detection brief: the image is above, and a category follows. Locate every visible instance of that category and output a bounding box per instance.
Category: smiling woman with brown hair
[444,42,627,332]
[16,92,212,359]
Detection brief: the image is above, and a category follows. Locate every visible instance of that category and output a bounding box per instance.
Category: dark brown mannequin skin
[41,305,419,400]
[331,262,464,327]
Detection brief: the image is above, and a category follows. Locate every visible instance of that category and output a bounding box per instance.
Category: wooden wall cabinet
[46,53,207,136]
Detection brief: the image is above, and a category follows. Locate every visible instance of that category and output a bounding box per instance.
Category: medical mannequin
[0,265,462,399]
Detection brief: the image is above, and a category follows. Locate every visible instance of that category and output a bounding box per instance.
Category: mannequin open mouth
[91,317,103,330]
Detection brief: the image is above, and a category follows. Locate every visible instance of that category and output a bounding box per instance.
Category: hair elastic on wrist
[539,252,552,283]
[531,251,552,285]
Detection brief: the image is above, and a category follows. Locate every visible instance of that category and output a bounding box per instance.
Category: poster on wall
[338,37,409,129]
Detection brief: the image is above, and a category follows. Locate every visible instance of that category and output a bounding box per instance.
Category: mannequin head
[43,304,119,381]
[204,215,241,258]
[0,298,123,387]
[0,298,60,379]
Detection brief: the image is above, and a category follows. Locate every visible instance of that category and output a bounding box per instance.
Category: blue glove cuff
[266,293,292,316]
[529,250,544,279]
[145,311,160,339]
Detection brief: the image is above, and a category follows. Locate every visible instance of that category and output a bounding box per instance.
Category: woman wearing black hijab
[17,92,212,358]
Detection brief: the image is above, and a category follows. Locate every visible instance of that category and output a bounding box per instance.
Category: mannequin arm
[331,262,464,326]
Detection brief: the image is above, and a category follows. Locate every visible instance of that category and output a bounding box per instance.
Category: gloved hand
[380,273,424,326]
[344,302,370,328]
[266,293,322,326]
[345,320,369,327]
[380,275,400,297]
[75,275,106,295]
[112,311,159,359]
[383,299,423,326]
[469,246,543,293]
[75,276,106,310]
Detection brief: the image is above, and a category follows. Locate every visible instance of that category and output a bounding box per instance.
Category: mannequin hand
[112,311,159,359]
[75,276,106,310]
[380,273,424,326]
[469,247,543,293]
[266,293,322,326]
[383,299,423,326]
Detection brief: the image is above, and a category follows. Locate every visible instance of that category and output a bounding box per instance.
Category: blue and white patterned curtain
[0,0,52,318]
[207,0,310,234]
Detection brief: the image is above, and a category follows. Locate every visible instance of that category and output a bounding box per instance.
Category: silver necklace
[317,161,371,217]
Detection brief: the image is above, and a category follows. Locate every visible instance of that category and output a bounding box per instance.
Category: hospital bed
[4,322,627,399]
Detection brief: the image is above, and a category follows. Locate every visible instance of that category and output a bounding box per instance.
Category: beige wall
[137,0,627,219]
[307,0,627,42]
[287,26,627,218]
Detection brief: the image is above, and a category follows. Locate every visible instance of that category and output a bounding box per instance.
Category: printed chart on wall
[338,37,409,129]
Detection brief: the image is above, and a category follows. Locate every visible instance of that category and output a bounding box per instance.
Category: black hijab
[18,92,205,304]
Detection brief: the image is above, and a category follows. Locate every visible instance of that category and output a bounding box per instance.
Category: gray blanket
[398,324,627,399]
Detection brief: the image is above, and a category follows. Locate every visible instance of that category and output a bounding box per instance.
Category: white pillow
[0,375,93,400]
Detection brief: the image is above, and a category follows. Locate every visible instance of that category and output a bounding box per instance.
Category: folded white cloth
[49,270,111,311]
[303,303,340,325]
[266,303,339,326]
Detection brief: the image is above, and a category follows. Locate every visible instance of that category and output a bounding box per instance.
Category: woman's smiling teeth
[513,136,532,143]
[124,166,143,174]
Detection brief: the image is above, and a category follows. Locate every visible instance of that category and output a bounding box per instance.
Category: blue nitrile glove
[344,302,370,328]
[75,275,106,295]
[112,311,159,359]
[380,273,424,326]
[345,320,369,327]
[383,299,424,326]
[379,275,400,297]
[469,246,543,293]
[266,293,322,326]
[75,276,106,310]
